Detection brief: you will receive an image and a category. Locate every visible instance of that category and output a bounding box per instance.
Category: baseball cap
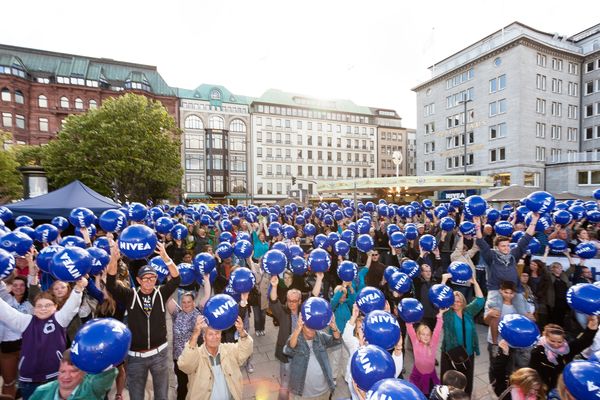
[137,265,158,278]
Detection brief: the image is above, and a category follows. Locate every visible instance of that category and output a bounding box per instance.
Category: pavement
[105,311,497,400]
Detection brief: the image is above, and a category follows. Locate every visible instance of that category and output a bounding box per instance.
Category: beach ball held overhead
[118,225,157,260]
[261,249,287,275]
[562,361,600,400]
[301,297,333,330]
[204,294,239,330]
[356,286,386,314]
[351,345,396,392]
[525,191,555,214]
[366,379,427,400]
[429,284,454,309]
[363,310,401,350]
[398,298,424,323]
[464,195,487,216]
[68,207,95,228]
[498,314,540,348]
[567,283,600,315]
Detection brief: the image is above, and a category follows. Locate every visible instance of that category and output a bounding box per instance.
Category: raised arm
[55,278,86,327]
[0,290,32,332]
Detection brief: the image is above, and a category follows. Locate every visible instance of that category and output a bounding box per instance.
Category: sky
[1,0,598,128]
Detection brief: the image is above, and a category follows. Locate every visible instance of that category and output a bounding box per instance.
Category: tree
[43,94,182,202]
[0,131,23,202]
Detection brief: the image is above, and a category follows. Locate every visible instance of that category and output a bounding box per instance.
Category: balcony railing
[546,151,600,164]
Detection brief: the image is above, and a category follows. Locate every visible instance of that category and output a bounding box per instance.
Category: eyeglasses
[287,299,300,303]
[140,275,157,282]
[35,303,56,310]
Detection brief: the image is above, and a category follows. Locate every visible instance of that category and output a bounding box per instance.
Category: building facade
[371,108,409,178]
[176,85,252,203]
[0,44,178,145]
[250,89,379,203]
[413,22,600,195]
[406,128,417,176]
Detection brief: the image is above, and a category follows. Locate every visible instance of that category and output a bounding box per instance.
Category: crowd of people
[0,192,599,400]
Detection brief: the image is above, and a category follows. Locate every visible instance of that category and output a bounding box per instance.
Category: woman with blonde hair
[498,367,547,400]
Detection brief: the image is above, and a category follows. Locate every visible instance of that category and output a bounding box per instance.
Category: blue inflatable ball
[356,234,374,253]
[14,215,34,227]
[170,223,187,241]
[338,230,354,246]
[525,191,555,214]
[87,247,110,276]
[439,217,456,232]
[148,256,169,283]
[148,207,164,221]
[486,208,500,223]
[301,297,332,330]
[498,314,540,348]
[294,215,305,226]
[215,241,234,259]
[270,243,289,260]
[351,345,396,391]
[219,219,233,233]
[463,195,487,217]
[418,234,437,252]
[98,209,127,233]
[363,310,401,350]
[386,224,400,237]
[154,217,175,235]
[343,207,354,219]
[337,261,357,282]
[126,202,148,222]
[333,240,349,257]
[284,245,301,259]
[434,206,448,219]
[308,248,331,273]
[527,237,541,254]
[0,231,33,256]
[333,210,343,221]
[59,235,86,249]
[587,210,600,223]
[118,225,157,260]
[75,224,97,239]
[593,189,600,201]
[422,199,433,209]
[230,267,256,293]
[283,225,297,240]
[244,212,257,223]
[233,239,253,259]
[14,226,35,241]
[575,242,598,259]
[204,294,240,330]
[176,263,196,286]
[34,223,59,244]
[311,234,326,250]
[429,284,454,309]
[91,236,109,253]
[400,259,420,279]
[552,209,573,226]
[261,249,287,275]
[70,318,131,374]
[289,256,308,275]
[51,216,69,231]
[51,247,92,282]
[448,261,473,284]
[404,226,418,240]
[268,222,282,237]
[0,248,16,279]
[589,349,600,363]
[218,231,233,244]
[389,271,411,294]
[36,245,64,273]
[569,204,587,220]
[356,219,371,235]
[494,220,513,237]
[389,231,407,249]
[356,287,386,314]
[0,207,13,223]
[567,283,600,315]
[68,207,95,228]
[303,223,316,236]
[383,266,398,283]
[563,361,600,400]
[448,198,462,209]
[458,221,476,236]
[398,298,425,323]
[548,238,568,253]
[366,378,427,400]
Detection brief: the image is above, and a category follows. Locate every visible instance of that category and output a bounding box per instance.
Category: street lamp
[459,95,472,196]
[392,151,403,194]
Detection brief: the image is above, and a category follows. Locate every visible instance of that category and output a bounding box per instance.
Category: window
[568,62,579,75]
[489,123,507,139]
[60,96,69,108]
[39,117,49,132]
[256,147,262,157]
[536,53,547,67]
[209,116,224,129]
[185,154,203,170]
[38,95,48,108]
[524,172,540,187]
[74,98,83,110]
[185,133,203,149]
[489,99,506,116]
[535,146,546,162]
[2,112,12,127]
[492,173,511,187]
[551,78,562,94]
[551,102,562,117]
[568,82,579,96]
[14,114,24,129]
[489,74,506,93]
[424,122,435,134]
[578,171,600,185]
[536,74,546,90]
[536,98,546,114]
[1,88,10,102]
[567,105,578,119]
[14,90,24,104]
[445,68,474,89]
[230,137,246,151]
[552,58,563,71]
[229,119,246,132]
[550,148,562,162]
[489,147,506,162]
[551,125,562,140]
[536,122,546,138]
[424,160,435,172]
[446,87,474,108]
[567,127,577,142]
[424,103,435,116]
[585,127,594,140]
[89,99,97,109]
[424,141,436,154]
[210,89,221,100]
[186,176,205,193]
[585,104,594,117]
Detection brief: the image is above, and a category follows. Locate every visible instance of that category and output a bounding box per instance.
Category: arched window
[229,119,246,132]
[89,100,97,109]
[209,116,224,130]
[75,98,84,110]
[184,115,204,129]
[38,95,48,108]
[1,88,10,102]
[14,90,24,104]
[60,96,69,108]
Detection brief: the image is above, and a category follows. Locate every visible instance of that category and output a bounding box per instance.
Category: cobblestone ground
[103,313,497,400]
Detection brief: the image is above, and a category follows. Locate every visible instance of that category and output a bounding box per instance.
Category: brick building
[0,44,177,145]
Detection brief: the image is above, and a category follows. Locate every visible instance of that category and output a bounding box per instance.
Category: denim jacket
[283,331,341,396]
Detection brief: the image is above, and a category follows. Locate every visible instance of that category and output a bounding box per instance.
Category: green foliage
[43,94,182,202]
[0,131,23,201]
[14,144,46,167]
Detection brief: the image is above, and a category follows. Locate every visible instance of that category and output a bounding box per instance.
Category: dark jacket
[476,233,532,292]
[270,298,295,363]
[528,327,597,389]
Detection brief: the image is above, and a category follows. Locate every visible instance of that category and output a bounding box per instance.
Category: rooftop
[175,83,253,105]
[255,88,373,115]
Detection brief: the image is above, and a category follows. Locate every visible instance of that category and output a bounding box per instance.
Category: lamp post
[459,95,472,196]
[392,151,403,194]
